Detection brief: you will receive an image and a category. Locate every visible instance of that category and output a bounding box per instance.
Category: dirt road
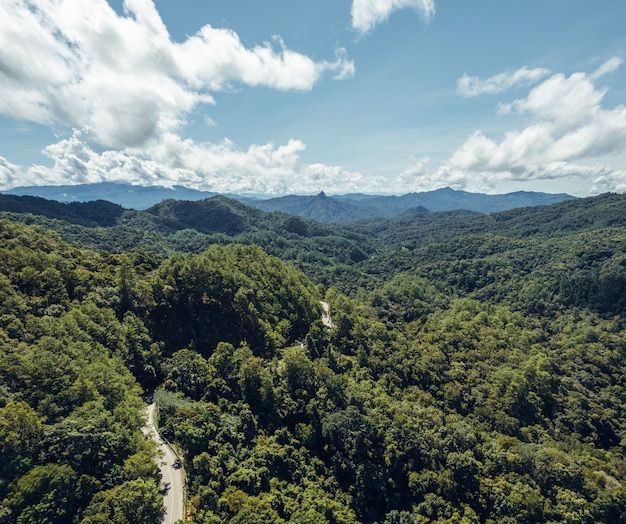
[321,300,334,328]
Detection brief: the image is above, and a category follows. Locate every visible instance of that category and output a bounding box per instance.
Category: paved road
[143,303,332,522]
[143,403,185,524]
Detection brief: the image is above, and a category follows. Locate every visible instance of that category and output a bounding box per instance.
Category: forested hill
[350,191,626,250]
[2,192,626,522]
[247,187,575,222]
[0,193,345,238]
[0,191,621,269]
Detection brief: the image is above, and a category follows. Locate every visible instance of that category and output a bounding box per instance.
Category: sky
[1,0,626,196]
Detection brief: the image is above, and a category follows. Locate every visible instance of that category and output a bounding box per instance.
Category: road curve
[143,403,185,524]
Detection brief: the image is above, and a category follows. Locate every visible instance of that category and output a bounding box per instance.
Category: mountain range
[2,182,217,210]
[2,183,575,222]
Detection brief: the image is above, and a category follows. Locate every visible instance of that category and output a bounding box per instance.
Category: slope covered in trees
[1,194,626,523]
[0,221,321,522]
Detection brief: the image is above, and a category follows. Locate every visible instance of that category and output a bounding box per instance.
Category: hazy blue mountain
[241,191,373,222]
[2,182,217,209]
[3,182,575,221]
[250,187,575,222]
[385,187,576,213]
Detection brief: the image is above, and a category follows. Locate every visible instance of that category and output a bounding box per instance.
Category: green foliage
[0,221,159,522]
[4,194,626,523]
[80,478,164,524]
[149,244,320,355]
[3,463,77,523]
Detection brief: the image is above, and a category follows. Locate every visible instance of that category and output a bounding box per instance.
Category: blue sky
[1,0,626,196]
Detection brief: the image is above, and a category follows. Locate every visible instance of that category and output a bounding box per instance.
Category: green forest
[2,193,626,523]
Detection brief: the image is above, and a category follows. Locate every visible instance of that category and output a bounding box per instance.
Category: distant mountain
[1,189,623,279]
[2,182,575,222]
[238,191,389,223]
[349,192,626,252]
[250,188,576,222]
[0,192,373,263]
[2,182,217,210]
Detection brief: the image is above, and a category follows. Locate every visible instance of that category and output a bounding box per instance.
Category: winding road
[143,403,185,524]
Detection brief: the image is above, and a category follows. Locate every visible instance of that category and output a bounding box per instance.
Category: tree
[81,478,164,524]
[4,464,77,524]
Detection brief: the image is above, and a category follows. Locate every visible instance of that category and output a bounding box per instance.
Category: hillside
[0,193,375,284]
[1,193,626,523]
[0,193,338,238]
[3,182,575,220]
[351,192,626,252]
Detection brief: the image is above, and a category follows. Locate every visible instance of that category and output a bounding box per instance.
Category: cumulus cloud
[391,158,430,189]
[439,58,626,193]
[8,130,373,195]
[351,0,435,34]
[176,33,354,91]
[391,58,626,195]
[0,0,362,196]
[0,156,20,188]
[391,157,626,196]
[0,0,354,148]
[457,67,551,97]
[590,167,626,193]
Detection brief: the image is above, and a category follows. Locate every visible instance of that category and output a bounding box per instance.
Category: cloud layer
[3,129,378,195]
[397,58,626,194]
[0,0,353,149]
[4,52,626,196]
[454,59,626,171]
[1,1,625,197]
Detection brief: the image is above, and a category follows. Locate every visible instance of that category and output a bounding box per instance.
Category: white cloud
[590,167,626,193]
[351,0,435,34]
[443,59,626,194]
[391,158,430,189]
[0,0,354,149]
[0,0,360,195]
[0,156,20,188]
[174,31,353,92]
[392,59,626,195]
[590,56,623,80]
[390,157,626,196]
[6,130,373,195]
[457,67,550,97]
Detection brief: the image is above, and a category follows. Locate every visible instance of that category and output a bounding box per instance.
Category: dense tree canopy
[2,194,626,522]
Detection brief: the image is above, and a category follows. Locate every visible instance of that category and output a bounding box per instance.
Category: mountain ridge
[3,182,576,221]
